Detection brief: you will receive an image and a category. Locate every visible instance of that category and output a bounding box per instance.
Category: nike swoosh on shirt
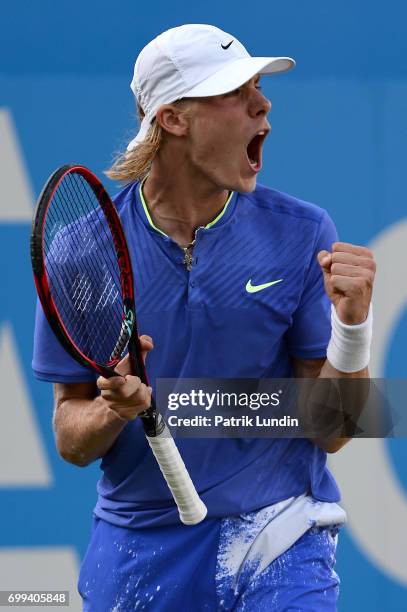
[246,278,284,293]
[221,40,234,50]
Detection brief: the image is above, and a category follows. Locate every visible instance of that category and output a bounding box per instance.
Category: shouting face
[182,75,271,193]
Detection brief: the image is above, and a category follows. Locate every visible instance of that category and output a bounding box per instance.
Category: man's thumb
[317,250,332,273]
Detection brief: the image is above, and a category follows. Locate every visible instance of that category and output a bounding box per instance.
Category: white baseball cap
[127,24,295,150]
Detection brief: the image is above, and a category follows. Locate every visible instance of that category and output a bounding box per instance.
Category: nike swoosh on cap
[246,278,284,293]
[221,40,234,50]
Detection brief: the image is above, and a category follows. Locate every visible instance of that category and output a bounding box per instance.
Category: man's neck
[142,163,230,246]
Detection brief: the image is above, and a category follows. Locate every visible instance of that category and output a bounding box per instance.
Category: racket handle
[146,420,208,525]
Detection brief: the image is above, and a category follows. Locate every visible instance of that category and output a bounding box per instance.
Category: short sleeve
[286,211,338,359]
[32,298,97,383]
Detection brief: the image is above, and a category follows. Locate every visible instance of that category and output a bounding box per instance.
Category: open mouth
[246,131,268,172]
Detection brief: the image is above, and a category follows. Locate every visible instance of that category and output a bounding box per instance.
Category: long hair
[105,101,191,185]
[105,104,163,184]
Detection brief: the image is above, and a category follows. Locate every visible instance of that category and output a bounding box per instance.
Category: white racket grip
[146,424,207,525]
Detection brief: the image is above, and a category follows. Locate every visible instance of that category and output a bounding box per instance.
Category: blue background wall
[1,1,406,609]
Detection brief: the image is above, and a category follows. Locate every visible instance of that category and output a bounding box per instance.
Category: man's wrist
[327,303,373,373]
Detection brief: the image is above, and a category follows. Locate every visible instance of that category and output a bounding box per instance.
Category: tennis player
[32,24,375,611]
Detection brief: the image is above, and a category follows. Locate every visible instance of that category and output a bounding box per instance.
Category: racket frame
[31,164,140,378]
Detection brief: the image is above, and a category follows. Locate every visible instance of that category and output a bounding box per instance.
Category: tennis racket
[30,164,207,526]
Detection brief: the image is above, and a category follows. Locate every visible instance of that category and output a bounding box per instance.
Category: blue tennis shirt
[32,181,340,528]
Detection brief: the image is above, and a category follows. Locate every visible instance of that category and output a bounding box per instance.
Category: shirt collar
[135,177,237,237]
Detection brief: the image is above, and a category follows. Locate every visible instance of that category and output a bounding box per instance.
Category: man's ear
[155,104,189,137]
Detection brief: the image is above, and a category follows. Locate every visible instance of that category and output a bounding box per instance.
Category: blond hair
[105,101,192,185]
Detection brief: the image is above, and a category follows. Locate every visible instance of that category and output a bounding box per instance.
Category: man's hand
[96,335,154,421]
[317,242,376,324]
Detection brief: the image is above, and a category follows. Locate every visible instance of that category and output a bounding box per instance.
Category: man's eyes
[225,87,242,96]
[223,82,262,98]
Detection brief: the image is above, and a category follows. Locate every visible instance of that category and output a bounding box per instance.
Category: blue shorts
[78,514,341,611]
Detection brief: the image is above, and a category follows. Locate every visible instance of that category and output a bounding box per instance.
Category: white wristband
[326,304,373,373]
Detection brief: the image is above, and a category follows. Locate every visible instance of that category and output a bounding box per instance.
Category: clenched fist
[318,242,376,325]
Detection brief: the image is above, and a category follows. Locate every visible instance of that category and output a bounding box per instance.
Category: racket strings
[69,174,119,273]
[45,186,112,342]
[68,175,126,359]
[58,175,121,317]
[44,211,94,340]
[45,216,122,361]
[43,172,127,364]
[44,218,119,360]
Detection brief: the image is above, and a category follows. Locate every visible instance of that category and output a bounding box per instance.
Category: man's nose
[249,90,272,117]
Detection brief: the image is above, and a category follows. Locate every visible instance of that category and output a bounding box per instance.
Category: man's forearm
[314,361,369,453]
[53,366,152,467]
[53,393,127,467]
